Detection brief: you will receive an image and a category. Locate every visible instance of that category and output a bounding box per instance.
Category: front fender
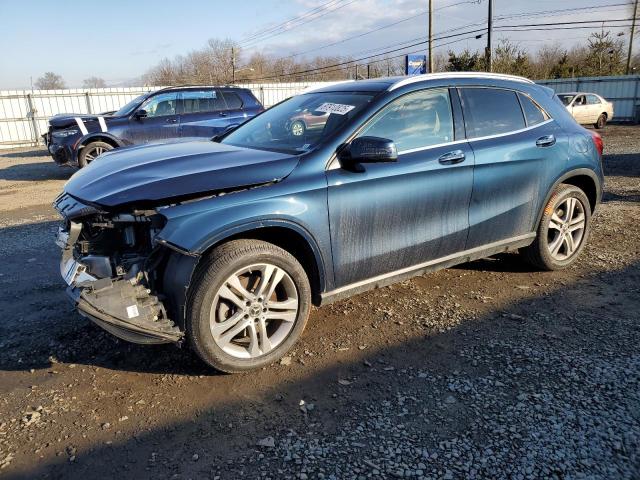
[156,184,332,291]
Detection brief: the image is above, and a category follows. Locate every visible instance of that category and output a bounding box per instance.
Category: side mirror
[134,109,148,119]
[338,136,398,171]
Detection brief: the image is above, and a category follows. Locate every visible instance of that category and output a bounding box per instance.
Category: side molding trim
[320,233,536,305]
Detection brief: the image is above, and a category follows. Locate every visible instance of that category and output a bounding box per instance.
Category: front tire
[594,114,606,129]
[186,240,311,373]
[78,141,113,168]
[521,184,591,271]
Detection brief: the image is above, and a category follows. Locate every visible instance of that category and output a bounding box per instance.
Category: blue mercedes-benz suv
[44,86,263,167]
[54,73,604,372]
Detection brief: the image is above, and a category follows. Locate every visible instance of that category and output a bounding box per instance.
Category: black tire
[78,141,113,168]
[594,113,606,129]
[290,120,306,137]
[521,184,591,271]
[186,239,311,373]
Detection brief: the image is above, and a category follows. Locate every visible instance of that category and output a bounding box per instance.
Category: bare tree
[35,72,66,90]
[83,77,107,88]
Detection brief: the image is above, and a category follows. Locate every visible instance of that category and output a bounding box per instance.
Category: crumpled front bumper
[48,142,76,166]
[56,224,183,345]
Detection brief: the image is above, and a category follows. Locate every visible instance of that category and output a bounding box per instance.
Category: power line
[238,0,360,48]
[238,17,637,82]
[257,1,633,64]
[277,0,483,61]
[240,0,346,43]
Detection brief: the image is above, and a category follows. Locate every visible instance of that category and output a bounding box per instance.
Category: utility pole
[367,64,371,79]
[231,47,236,83]
[485,0,493,72]
[428,0,434,73]
[627,0,638,75]
[355,64,359,80]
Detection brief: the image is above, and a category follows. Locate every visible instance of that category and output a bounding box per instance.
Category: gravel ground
[0,126,639,479]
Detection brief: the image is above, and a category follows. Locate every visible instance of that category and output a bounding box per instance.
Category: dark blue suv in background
[54,73,603,373]
[44,86,263,167]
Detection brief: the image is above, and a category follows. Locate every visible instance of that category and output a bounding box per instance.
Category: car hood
[64,141,299,208]
[49,113,114,129]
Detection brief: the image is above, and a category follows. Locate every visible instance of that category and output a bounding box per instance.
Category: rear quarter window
[221,91,243,110]
[517,93,549,127]
[239,90,262,108]
[459,88,526,138]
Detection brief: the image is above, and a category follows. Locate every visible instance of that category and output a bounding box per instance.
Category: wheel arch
[77,133,123,151]
[535,169,601,228]
[163,220,328,321]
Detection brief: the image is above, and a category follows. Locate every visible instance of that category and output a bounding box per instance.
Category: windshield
[557,94,575,106]
[113,94,147,116]
[221,91,375,154]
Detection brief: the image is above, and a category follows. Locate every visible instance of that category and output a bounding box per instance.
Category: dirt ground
[0,126,639,479]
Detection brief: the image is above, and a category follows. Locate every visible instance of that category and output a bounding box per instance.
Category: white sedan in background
[557,92,614,129]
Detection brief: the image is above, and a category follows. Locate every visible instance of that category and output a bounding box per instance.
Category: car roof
[306,72,535,94]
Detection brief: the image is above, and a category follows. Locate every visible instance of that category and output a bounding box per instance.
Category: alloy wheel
[547,196,586,261]
[210,263,299,359]
[83,145,107,163]
[291,121,305,136]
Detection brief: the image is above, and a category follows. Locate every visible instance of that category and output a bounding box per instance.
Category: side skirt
[319,233,536,306]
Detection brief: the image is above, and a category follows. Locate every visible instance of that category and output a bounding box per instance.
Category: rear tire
[78,141,113,168]
[521,184,591,271]
[186,240,311,373]
[594,114,606,129]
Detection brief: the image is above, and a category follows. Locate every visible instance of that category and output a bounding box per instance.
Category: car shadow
[453,252,540,273]
[0,161,73,181]
[2,259,638,479]
[1,148,49,159]
[602,152,640,178]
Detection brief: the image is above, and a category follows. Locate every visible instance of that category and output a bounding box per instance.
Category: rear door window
[459,88,525,138]
[221,91,243,110]
[586,94,601,105]
[181,90,226,114]
[517,93,548,127]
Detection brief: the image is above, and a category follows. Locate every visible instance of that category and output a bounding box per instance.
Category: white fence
[2,76,638,149]
[536,75,640,122]
[0,82,336,149]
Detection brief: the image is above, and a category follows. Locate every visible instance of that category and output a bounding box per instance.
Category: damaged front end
[54,193,184,344]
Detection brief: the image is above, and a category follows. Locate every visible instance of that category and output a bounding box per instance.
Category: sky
[0,0,634,89]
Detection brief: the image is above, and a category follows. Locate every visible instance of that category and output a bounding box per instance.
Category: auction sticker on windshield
[316,102,355,115]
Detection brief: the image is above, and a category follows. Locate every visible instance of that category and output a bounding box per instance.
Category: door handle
[166,118,178,124]
[219,112,228,117]
[536,134,555,147]
[438,150,465,165]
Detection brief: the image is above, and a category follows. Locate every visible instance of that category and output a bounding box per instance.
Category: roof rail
[154,84,242,92]
[388,72,534,91]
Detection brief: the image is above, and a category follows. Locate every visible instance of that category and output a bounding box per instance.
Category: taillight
[590,131,603,157]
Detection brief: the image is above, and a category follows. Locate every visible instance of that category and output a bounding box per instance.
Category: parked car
[286,108,330,136]
[557,92,614,129]
[54,73,603,372]
[44,86,263,167]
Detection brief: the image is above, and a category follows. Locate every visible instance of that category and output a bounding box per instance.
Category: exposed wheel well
[562,175,598,213]
[601,112,608,119]
[80,136,119,151]
[206,227,323,305]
